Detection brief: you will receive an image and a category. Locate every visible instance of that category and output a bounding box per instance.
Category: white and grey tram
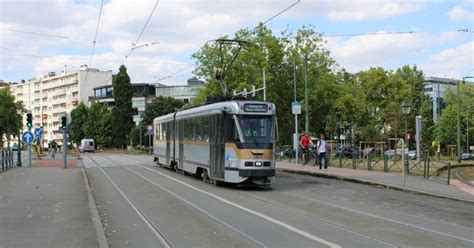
[153,100,277,185]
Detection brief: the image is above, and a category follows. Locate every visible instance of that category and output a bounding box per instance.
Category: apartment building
[9,67,112,145]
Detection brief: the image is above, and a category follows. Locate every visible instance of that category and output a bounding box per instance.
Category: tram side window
[155,124,161,141]
[183,119,194,141]
[225,116,240,142]
[194,116,209,142]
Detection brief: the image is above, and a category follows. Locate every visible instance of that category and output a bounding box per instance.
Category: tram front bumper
[238,168,275,177]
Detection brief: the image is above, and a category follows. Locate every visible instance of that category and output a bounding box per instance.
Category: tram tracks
[87,154,268,248]
[86,155,173,248]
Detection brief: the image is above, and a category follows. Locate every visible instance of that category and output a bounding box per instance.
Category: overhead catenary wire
[122,0,161,65]
[83,0,105,90]
[0,28,70,39]
[155,0,300,84]
[0,52,191,66]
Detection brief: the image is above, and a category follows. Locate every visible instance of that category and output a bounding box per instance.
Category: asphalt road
[83,153,474,248]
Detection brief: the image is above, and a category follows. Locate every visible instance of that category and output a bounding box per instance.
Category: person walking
[317,132,329,170]
[299,133,312,165]
[51,140,57,159]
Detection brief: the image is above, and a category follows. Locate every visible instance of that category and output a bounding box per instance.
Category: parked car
[461,153,474,160]
[384,149,417,160]
[11,143,19,151]
[80,139,95,153]
[335,146,359,158]
[279,145,295,158]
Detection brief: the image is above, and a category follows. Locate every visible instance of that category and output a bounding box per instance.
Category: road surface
[83,153,473,248]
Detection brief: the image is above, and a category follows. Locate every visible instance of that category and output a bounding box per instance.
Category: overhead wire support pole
[122,0,161,65]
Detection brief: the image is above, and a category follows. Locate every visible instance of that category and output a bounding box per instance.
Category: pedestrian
[317,132,329,170]
[51,140,57,159]
[299,132,312,165]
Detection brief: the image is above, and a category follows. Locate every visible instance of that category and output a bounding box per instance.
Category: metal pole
[263,68,266,101]
[139,122,142,151]
[457,80,461,163]
[404,115,409,175]
[293,60,298,164]
[27,144,31,168]
[467,109,470,154]
[63,128,67,169]
[17,123,22,167]
[416,116,421,164]
[401,137,405,186]
[149,134,152,155]
[304,55,309,133]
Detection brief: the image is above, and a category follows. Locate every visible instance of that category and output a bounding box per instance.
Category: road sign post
[63,128,68,169]
[292,101,301,164]
[22,131,34,167]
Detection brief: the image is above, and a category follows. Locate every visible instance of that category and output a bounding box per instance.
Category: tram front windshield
[237,115,273,143]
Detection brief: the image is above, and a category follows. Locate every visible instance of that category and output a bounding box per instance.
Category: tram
[153,100,277,185]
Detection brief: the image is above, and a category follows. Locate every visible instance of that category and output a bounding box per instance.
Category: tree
[191,25,338,144]
[84,102,113,148]
[0,87,21,147]
[69,102,88,145]
[111,65,135,147]
[142,96,184,125]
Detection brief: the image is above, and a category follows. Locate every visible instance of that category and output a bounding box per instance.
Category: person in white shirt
[317,132,329,170]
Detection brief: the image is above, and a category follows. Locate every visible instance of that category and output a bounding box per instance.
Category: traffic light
[60,115,67,130]
[26,113,32,129]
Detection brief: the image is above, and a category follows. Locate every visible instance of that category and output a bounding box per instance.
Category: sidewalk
[276,161,474,203]
[0,160,102,248]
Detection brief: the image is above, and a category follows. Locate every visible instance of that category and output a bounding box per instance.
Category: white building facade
[9,68,112,145]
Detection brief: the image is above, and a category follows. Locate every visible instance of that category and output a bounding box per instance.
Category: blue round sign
[22,131,34,144]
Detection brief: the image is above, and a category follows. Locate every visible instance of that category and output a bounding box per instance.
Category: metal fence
[277,151,453,185]
[1,149,15,172]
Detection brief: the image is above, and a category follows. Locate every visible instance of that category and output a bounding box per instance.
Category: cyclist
[299,133,313,165]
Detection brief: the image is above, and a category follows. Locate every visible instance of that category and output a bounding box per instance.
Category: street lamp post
[304,55,309,133]
[459,76,474,162]
[16,107,22,167]
[401,100,411,183]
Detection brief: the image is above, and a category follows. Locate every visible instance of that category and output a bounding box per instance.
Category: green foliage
[69,102,88,145]
[190,24,436,147]
[142,96,184,125]
[112,65,135,147]
[69,102,113,148]
[0,87,21,147]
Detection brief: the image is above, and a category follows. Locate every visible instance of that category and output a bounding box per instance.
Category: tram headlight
[255,161,262,167]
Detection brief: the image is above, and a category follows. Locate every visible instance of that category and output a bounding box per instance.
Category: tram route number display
[244,104,268,113]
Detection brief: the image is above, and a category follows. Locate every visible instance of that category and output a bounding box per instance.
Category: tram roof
[153,100,275,123]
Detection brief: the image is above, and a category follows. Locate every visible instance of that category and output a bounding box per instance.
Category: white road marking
[135,164,341,248]
[89,156,172,248]
[124,166,268,248]
[290,192,474,244]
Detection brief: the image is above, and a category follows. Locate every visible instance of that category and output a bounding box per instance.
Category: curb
[276,168,474,204]
[81,168,109,248]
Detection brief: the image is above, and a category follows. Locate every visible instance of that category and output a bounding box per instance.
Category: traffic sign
[22,131,34,144]
[147,125,153,131]
[146,130,153,136]
[35,128,43,137]
[292,101,301,115]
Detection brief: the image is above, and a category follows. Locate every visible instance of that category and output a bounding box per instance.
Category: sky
[0,0,473,85]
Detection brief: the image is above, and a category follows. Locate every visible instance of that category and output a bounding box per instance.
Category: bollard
[423,158,427,178]
[367,153,372,171]
[426,158,431,180]
[352,154,356,169]
[447,163,451,185]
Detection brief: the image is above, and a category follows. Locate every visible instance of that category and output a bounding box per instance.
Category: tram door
[177,120,184,170]
[165,122,171,165]
[209,114,225,180]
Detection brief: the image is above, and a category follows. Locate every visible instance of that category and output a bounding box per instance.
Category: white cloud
[419,41,474,78]
[325,32,427,72]
[302,0,426,21]
[449,5,473,22]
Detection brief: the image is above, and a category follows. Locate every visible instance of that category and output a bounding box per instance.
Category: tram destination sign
[243,104,268,113]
